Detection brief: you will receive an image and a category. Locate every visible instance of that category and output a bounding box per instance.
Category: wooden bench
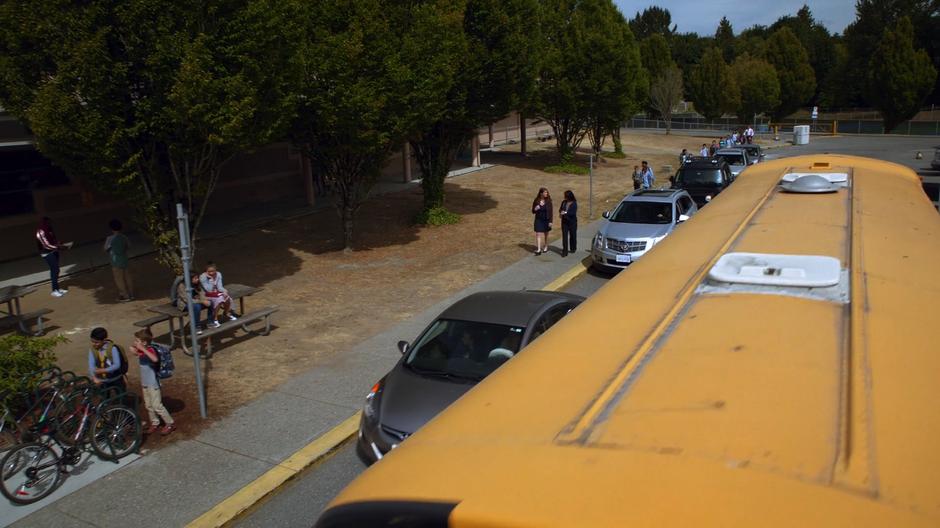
[0,308,53,336]
[133,313,173,329]
[194,305,279,357]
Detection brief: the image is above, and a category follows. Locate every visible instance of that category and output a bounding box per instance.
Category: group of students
[531,188,578,257]
[177,262,238,333]
[88,326,176,436]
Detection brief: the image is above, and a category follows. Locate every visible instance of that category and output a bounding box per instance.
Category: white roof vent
[779,174,840,194]
[708,252,841,288]
[781,172,848,183]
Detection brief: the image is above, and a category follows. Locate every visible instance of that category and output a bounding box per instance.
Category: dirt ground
[12,131,743,449]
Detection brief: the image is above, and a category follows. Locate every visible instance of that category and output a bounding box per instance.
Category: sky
[613,1,858,36]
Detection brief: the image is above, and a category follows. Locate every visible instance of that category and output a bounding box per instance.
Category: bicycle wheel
[0,442,62,505]
[0,428,16,452]
[51,399,86,447]
[91,405,141,460]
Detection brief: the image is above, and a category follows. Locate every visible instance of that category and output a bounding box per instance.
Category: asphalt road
[232,134,939,527]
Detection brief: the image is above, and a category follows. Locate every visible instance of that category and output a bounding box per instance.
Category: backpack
[96,342,129,378]
[152,343,175,379]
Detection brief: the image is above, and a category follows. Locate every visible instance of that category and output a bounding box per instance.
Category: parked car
[356,290,584,465]
[671,158,734,207]
[590,189,697,272]
[714,148,750,178]
[932,147,940,170]
[740,143,764,164]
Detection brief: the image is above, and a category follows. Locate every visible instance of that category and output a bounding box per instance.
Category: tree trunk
[411,122,466,213]
[341,201,355,251]
[612,127,623,154]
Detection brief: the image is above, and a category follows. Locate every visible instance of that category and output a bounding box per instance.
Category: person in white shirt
[699,144,709,157]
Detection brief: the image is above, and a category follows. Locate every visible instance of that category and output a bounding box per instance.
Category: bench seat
[133,314,173,328]
[197,305,279,357]
[0,308,53,335]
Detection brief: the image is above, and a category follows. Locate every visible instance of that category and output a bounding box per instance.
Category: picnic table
[0,285,52,335]
[139,283,277,357]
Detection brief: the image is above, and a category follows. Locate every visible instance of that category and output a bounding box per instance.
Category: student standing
[640,161,655,189]
[104,219,134,302]
[699,144,709,157]
[631,165,643,190]
[131,329,176,435]
[531,188,553,255]
[559,190,578,257]
[36,217,69,297]
[88,327,126,397]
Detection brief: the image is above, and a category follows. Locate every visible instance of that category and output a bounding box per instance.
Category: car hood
[599,221,671,240]
[379,364,476,435]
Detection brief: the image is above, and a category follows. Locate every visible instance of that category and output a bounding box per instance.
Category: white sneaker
[228,314,238,321]
[51,290,64,297]
[210,321,221,328]
[57,288,68,294]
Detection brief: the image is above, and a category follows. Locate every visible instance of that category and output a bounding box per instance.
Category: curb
[185,412,361,528]
[184,255,591,527]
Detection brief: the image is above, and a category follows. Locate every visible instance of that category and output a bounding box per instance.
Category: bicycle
[0,389,141,505]
[0,368,79,451]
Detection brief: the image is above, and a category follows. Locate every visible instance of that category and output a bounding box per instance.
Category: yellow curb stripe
[542,256,591,292]
[186,411,361,528]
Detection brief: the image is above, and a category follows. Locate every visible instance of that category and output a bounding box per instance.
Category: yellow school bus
[317,155,940,527]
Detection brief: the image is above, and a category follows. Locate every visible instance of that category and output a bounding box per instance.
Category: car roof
[681,159,726,170]
[715,148,746,155]
[438,291,585,328]
[621,189,682,203]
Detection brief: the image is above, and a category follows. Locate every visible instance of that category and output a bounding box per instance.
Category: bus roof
[320,155,940,528]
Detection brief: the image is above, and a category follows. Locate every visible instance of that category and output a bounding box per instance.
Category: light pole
[176,204,207,419]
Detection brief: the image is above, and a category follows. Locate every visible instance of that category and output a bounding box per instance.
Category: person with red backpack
[131,329,176,435]
[88,327,127,398]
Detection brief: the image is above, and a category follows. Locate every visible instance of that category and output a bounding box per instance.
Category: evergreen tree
[731,54,780,120]
[688,47,739,122]
[641,34,674,81]
[715,17,736,63]
[770,5,835,105]
[866,17,937,131]
[629,6,676,40]
[765,27,816,120]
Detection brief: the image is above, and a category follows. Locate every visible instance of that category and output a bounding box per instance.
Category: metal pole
[176,203,208,419]
[588,154,594,218]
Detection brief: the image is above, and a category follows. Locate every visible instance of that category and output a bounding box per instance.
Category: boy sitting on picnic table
[177,272,211,334]
[199,262,237,329]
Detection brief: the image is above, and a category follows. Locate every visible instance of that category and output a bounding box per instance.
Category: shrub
[544,162,590,175]
[415,206,461,226]
[0,335,65,402]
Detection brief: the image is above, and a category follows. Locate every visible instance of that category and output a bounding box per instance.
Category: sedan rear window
[717,154,745,165]
[610,201,672,224]
[675,169,723,186]
[405,319,524,380]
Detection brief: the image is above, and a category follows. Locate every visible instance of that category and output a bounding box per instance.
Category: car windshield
[609,201,672,224]
[675,168,724,187]
[405,319,524,380]
[717,154,745,165]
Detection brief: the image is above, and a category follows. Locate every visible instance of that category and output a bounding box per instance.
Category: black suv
[671,158,733,207]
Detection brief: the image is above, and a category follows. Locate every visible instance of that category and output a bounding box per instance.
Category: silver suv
[591,189,697,271]
[715,148,750,178]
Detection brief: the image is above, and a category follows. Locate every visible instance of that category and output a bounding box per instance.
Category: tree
[765,27,816,120]
[410,0,539,219]
[629,6,676,40]
[687,47,739,121]
[715,17,736,63]
[867,17,937,131]
[649,67,684,133]
[0,0,303,270]
[731,54,780,120]
[770,5,835,105]
[844,0,940,106]
[671,32,710,94]
[291,0,464,249]
[641,34,674,82]
[532,0,643,160]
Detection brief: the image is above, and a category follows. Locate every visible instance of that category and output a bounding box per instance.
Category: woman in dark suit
[531,188,553,255]
[559,190,578,257]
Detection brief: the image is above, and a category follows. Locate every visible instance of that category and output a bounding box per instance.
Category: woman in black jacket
[559,190,578,257]
[531,188,553,255]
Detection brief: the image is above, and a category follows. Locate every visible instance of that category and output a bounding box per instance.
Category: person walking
[104,219,134,302]
[640,161,655,189]
[699,143,709,157]
[679,148,689,165]
[531,188,553,255]
[36,217,70,297]
[631,165,643,190]
[131,329,176,435]
[709,140,718,156]
[88,327,127,398]
[559,190,578,257]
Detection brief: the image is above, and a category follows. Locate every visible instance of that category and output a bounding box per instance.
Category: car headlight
[364,379,383,420]
[651,235,666,246]
[705,195,713,202]
[594,234,604,248]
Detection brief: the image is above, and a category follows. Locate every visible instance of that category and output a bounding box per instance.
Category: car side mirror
[397,340,409,355]
[678,214,690,223]
[602,210,610,219]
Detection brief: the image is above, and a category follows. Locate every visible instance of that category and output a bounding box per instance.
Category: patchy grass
[602,151,627,159]
[415,206,461,226]
[543,162,590,175]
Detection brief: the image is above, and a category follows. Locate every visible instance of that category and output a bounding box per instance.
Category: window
[405,319,524,380]
[528,304,576,342]
[0,148,70,217]
[610,201,672,224]
[675,168,724,187]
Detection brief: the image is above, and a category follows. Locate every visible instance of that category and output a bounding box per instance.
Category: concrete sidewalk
[8,217,601,528]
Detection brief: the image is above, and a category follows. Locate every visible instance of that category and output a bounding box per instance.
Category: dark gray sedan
[356,290,584,465]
